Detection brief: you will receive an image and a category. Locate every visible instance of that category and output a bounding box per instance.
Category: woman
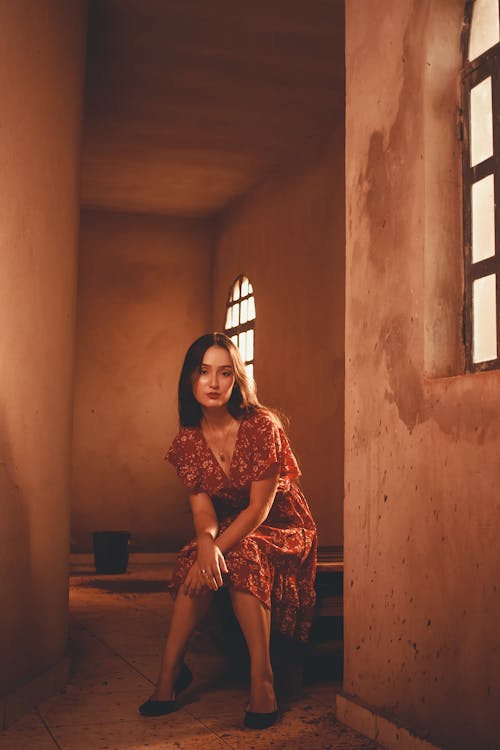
[139,332,317,729]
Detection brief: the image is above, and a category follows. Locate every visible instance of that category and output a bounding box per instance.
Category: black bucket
[92,531,130,574]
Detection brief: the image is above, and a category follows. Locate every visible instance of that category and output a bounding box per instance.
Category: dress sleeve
[166,430,203,493]
[251,412,301,482]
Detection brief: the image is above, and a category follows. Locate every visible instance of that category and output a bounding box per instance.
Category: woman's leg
[229,590,277,713]
[153,588,213,700]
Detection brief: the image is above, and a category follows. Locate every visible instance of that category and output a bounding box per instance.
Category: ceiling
[80,0,344,218]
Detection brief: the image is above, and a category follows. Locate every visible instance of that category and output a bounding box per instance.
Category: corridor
[0,562,379,750]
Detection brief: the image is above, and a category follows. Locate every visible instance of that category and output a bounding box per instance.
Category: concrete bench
[314,545,344,620]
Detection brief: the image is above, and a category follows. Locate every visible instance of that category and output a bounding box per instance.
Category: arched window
[462,0,500,370]
[224,274,256,379]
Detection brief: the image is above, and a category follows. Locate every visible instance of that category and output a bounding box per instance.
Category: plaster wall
[72,211,213,552]
[344,1,500,747]
[212,138,345,547]
[0,0,86,715]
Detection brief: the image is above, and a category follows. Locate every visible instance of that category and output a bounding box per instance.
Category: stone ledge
[70,551,178,566]
[336,691,442,750]
[0,654,70,730]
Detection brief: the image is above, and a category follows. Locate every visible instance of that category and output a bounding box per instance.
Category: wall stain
[364,130,392,275]
[353,2,500,443]
[381,314,427,433]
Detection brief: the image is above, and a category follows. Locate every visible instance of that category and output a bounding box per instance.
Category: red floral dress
[166,408,317,641]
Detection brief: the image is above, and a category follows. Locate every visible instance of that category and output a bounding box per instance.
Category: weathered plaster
[345,1,500,748]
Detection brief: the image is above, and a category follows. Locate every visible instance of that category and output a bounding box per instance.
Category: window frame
[224,274,256,376]
[461,0,500,372]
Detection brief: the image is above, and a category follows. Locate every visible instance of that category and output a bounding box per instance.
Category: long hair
[178,332,262,427]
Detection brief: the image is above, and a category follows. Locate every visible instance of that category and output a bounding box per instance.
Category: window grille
[224,275,256,379]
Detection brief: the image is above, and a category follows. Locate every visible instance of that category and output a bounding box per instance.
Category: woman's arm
[215,463,280,555]
[183,492,227,595]
[189,491,219,542]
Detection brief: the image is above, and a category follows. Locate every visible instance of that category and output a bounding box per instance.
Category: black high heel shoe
[138,662,193,717]
[244,708,279,730]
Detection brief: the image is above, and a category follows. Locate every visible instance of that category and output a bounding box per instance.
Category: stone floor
[0,563,382,750]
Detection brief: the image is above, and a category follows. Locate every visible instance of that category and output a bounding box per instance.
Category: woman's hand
[182,536,228,597]
[196,533,228,591]
[183,560,209,598]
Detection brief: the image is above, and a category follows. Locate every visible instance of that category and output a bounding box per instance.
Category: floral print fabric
[166,409,317,641]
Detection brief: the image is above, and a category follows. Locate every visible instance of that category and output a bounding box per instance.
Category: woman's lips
[207,393,220,399]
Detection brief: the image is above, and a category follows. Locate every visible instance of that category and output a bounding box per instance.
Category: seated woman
[139,332,317,729]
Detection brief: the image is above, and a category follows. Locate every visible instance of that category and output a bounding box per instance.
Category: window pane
[473,274,498,362]
[472,174,496,262]
[247,296,256,321]
[232,280,240,301]
[246,328,254,360]
[248,282,254,294]
[225,306,232,330]
[231,335,238,346]
[469,0,500,60]
[470,77,494,166]
[246,362,254,380]
[240,298,248,324]
[239,330,247,360]
[241,276,249,297]
[231,303,239,327]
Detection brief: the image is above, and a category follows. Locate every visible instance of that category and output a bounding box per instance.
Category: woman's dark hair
[178,332,262,427]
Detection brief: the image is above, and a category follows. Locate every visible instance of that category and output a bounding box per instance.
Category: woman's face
[192,345,235,411]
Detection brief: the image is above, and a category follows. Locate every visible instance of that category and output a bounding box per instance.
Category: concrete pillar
[0,0,87,727]
[341,1,500,748]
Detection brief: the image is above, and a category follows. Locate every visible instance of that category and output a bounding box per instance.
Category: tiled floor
[0,563,382,750]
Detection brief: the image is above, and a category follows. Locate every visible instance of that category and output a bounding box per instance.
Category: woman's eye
[222,371,233,377]
[200,368,208,375]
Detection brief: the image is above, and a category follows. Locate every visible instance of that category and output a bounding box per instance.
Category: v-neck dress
[166,408,317,641]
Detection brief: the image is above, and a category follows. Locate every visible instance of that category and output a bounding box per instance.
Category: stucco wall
[0,0,86,721]
[344,1,500,748]
[72,211,213,552]
[212,138,345,547]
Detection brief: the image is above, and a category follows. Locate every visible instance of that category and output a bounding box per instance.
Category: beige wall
[0,0,86,724]
[344,1,500,747]
[72,211,213,552]
[212,138,345,547]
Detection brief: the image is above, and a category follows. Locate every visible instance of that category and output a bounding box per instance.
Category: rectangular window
[462,3,500,371]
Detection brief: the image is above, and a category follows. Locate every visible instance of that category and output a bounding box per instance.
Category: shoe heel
[174,662,193,695]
